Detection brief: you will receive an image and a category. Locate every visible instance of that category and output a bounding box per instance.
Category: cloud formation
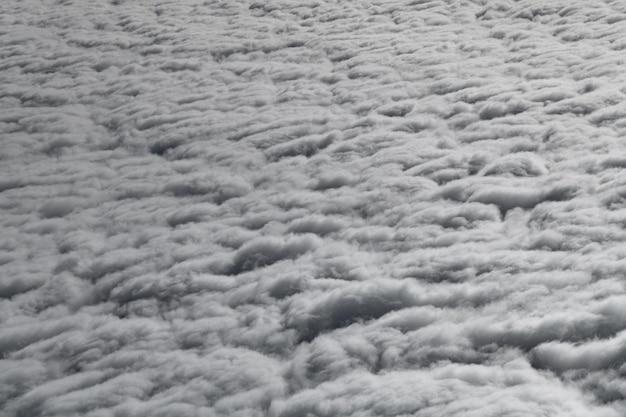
[3,0,626,416]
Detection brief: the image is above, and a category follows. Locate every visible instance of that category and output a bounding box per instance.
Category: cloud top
[3,0,626,416]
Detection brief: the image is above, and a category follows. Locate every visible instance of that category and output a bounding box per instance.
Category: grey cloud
[531,330,626,373]
[5,0,626,415]
[272,365,620,417]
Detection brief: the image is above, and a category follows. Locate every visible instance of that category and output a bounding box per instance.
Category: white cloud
[4,0,626,415]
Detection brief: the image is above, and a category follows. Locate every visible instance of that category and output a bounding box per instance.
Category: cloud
[272,365,620,417]
[4,0,626,415]
[531,330,626,373]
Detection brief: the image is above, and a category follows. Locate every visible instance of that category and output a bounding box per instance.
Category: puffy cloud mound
[3,0,626,416]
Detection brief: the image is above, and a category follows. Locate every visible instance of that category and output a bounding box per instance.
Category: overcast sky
[3,0,626,415]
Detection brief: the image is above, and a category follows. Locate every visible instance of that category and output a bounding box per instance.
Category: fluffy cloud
[3,0,626,416]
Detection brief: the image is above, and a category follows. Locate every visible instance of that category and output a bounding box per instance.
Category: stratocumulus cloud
[2,0,626,416]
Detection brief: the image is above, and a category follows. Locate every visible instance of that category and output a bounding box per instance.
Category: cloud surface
[2,0,626,415]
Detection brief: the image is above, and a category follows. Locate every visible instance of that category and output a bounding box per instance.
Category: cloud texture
[3,0,626,415]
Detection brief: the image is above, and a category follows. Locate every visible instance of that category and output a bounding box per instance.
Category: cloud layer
[3,0,626,415]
